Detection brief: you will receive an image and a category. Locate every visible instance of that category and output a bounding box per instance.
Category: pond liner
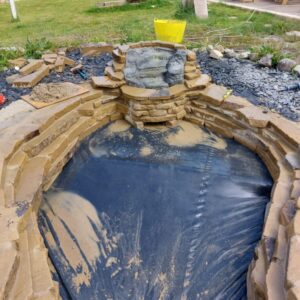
[38,122,272,300]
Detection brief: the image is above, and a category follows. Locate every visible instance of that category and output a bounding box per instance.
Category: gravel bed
[0,49,112,109]
[197,51,300,121]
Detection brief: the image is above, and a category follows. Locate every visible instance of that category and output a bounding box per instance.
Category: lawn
[0,0,299,51]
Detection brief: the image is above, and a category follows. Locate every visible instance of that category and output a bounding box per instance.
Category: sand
[41,191,118,292]
[140,145,153,157]
[105,120,131,134]
[165,121,227,150]
[29,82,80,103]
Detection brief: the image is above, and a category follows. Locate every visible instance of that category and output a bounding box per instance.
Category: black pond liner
[38,122,273,300]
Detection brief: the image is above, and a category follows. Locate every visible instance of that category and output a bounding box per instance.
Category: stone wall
[92,41,210,128]
[0,42,300,299]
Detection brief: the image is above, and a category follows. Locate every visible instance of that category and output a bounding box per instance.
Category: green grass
[0,0,299,57]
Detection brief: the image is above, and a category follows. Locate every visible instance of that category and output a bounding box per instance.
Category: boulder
[224,48,237,59]
[237,51,250,59]
[209,49,223,60]
[258,54,273,68]
[214,44,225,53]
[285,31,300,41]
[277,58,297,72]
[249,53,259,62]
[293,65,300,77]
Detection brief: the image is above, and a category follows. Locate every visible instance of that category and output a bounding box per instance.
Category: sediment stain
[165,121,227,149]
[40,191,118,292]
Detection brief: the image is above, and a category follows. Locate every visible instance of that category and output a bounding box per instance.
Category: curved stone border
[0,45,299,299]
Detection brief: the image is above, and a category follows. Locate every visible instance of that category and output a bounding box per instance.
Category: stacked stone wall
[0,42,300,299]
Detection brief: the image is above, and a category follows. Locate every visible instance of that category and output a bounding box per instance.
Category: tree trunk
[194,0,208,18]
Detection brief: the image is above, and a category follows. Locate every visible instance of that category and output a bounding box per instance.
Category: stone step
[105,66,124,81]
[92,76,125,89]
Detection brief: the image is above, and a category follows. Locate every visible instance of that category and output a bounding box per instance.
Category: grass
[0,0,299,68]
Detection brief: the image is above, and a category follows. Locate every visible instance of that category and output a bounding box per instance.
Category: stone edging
[0,45,299,299]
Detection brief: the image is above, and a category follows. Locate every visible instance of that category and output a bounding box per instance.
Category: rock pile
[7,52,77,88]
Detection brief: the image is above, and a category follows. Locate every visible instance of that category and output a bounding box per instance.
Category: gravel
[197,51,300,121]
[0,49,112,109]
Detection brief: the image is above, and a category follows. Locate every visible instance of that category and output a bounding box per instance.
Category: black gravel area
[197,51,300,121]
[0,49,112,109]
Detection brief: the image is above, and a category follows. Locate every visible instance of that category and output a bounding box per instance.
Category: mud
[39,121,272,299]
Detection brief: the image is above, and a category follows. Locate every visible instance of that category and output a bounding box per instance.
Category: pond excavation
[1,41,300,300]
[38,120,272,299]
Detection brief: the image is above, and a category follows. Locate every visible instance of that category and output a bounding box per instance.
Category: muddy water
[38,121,272,300]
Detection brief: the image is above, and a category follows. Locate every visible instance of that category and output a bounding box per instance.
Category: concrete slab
[209,0,300,20]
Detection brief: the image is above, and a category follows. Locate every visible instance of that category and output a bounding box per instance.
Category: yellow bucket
[154,19,187,44]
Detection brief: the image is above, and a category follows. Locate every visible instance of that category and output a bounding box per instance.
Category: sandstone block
[222,95,252,111]
[20,60,43,76]
[184,65,197,73]
[118,44,129,55]
[176,110,186,120]
[6,74,22,85]
[78,102,94,116]
[280,200,296,226]
[140,115,176,123]
[185,74,211,90]
[271,180,292,207]
[288,287,300,300]
[286,235,300,288]
[184,70,201,80]
[273,224,287,261]
[132,110,149,117]
[205,121,233,138]
[80,42,114,55]
[288,210,300,236]
[184,114,205,126]
[42,53,57,60]
[291,180,300,199]
[105,66,124,81]
[198,83,228,106]
[64,57,76,66]
[112,49,126,63]
[250,244,267,298]
[113,61,125,72]
[270,117,300,149]
[80,90,103,103]
[13,65,49,88]
[92,76,125,88]
[149,110,167,117]
[116,102,128,114]
[80,116,110,141]
[286,152,300,170]
[14,156,49,205]
[23,111,79,157]
[8,57,27,68]
[186,50,196,61]
[266,260,285,300]
[54,56,65,73]
[237,106,271,128]
[110,112,123,121]
[0,242,19,298]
